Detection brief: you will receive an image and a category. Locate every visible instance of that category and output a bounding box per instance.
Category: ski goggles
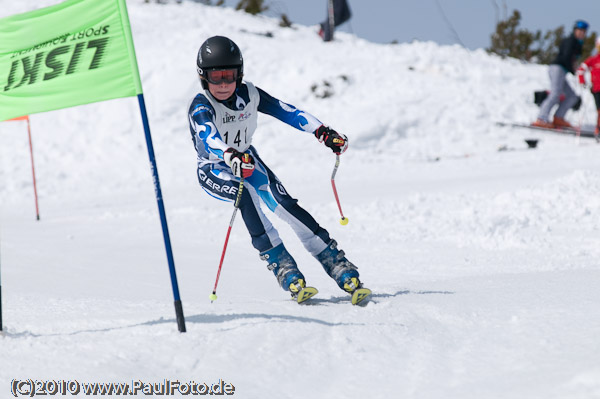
[205,68,239,85]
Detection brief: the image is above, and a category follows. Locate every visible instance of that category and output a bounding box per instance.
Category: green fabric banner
[0,0,142,121]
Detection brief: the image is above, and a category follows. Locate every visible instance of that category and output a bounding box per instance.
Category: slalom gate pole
[331,154,348,225]
[211,177,245,302]
[327,0,335,40]
[5,116,40,220]
[137,94,186,333]
[25,116,40,221]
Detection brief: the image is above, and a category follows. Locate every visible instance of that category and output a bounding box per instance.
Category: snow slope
[1,1,600,398]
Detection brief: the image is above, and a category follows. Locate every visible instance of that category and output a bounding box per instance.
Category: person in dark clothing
[533,20,588,129]
[318,0,352,42]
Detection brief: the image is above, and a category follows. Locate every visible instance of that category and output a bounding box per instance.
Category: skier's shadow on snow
[4,313,348,337]
[183,313,342,327]
[379,289,455,297]
[2,290,453,336]
[305,289,454,306]
[160,290,455,327]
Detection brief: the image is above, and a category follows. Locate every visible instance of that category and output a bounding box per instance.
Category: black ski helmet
[197,36,244,89]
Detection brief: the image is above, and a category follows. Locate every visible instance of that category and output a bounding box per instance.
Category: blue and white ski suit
[188,81,332,256]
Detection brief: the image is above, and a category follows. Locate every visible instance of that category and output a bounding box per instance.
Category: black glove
[223,148,255,178]
[314,125,348,154]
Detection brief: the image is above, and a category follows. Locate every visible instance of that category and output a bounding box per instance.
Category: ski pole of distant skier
[576,81,590,144]
[210,176,245,302]
[576,94,584,144]
[331,154,348,225]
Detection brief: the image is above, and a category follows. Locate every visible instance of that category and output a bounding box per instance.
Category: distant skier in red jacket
[576,37,600,136]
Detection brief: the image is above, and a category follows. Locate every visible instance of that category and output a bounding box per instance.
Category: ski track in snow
[1,1,600,398]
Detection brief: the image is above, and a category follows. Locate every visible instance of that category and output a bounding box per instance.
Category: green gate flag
[0,0,143,121]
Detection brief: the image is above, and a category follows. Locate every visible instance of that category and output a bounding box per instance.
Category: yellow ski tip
[351,288,372,305]
[297,287,319,303]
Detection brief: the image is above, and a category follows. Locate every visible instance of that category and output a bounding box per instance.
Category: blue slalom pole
[137,94,186,333]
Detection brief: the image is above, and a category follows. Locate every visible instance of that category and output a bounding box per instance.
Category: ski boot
[260,243,318,303]
[552,116,573,130]
[531,119,554,129]
[316,239,371,305]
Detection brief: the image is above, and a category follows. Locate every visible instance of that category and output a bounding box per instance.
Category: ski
[293,286,372,305]
[295,286,318,304]
[351,287,372,305]
[496,121,598,139]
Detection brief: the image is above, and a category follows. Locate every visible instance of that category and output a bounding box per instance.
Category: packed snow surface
[1,1,600,398]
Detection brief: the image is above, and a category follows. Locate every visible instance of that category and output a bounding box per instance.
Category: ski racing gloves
[314,125,348,154]
[224,148,255,178]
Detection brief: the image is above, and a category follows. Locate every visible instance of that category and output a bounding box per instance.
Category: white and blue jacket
[188,81,322,168]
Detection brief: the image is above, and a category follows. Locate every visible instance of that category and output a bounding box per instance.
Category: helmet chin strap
[199,75,208,90]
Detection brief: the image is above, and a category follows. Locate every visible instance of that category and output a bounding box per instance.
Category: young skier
[187,36,370,305]
[576,37,600,137]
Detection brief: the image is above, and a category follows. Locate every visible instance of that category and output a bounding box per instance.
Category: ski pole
[576,91,585,144]
[576,80,591,144]
[210,176,245,302]
[331,154,348,225]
